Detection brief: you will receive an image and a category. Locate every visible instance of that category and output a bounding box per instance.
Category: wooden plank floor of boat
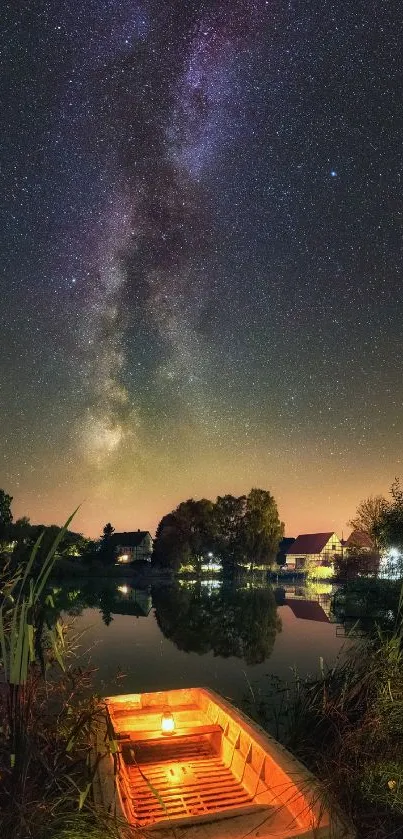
[123,737,255,827]
[119,737,302,837]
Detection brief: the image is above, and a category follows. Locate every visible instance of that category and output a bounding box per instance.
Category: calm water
[56,578,348,707]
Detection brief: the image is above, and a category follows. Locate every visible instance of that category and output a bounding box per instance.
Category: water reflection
[47,577,354,698]
[152,582,282,665]
[51,575,401,656]
[51,578,282,664]
[331,578,402,632]
[274,581,334,623]
[51,579,152,624]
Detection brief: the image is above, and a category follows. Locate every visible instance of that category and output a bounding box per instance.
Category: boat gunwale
[96,686,355,838]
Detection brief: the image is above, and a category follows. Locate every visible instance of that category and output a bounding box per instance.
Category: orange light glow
[161,710,175,734]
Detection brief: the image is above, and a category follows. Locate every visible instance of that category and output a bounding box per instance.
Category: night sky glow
[1,0,402,537]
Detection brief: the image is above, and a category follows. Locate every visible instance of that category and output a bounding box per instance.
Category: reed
[0,515,124,839]
[245,585,403,838]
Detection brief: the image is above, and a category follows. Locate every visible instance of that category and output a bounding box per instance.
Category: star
[0,0,401,540]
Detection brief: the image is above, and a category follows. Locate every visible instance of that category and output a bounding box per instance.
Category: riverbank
[2,539,403,838]
[243,587,403,839]
[51,556,319,584]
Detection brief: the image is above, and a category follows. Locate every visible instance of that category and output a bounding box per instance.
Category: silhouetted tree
[9,523,89,571]
[153,500,215,571]
[335,549,380,579]
[153,513,189,570]
[99,522,115,565]
[102,523,115,540]
[0,489,13,541]
[154,488,284,573]
[377,479,403,554]
[242,488,284,569]
[348,495,387,551]
[214,494,246,573]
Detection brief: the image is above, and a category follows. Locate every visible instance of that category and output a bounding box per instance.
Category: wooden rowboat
[95,687,354,838]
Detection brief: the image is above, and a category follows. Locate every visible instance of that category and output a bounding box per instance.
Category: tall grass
[244,585,403,838]
[0,515,122,839]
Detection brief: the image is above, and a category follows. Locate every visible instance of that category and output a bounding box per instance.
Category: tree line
[0,490,88,567]
[152,488,284,573]
[2,479,403,578]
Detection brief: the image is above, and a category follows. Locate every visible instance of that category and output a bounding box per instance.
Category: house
[276,537,296,566]
[285,532,343,571]
[344,530,374,551]
[343,530,381,576]
[110,530,153,564]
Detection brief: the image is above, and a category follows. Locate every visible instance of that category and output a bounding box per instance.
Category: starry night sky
[1,0,402,537]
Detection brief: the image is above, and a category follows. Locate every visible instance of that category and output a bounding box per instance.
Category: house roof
[109,530,151,548]
[285,599,330,623]
[286,532,336,555]
[345,530,374,549]
[277,537,296,553]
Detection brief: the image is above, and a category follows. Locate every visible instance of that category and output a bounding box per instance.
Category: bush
[306,563,335,580]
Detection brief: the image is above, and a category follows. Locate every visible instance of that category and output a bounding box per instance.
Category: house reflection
[49,580,153,626]
[274,583,334,623]
[114,584,152,616]
[98,584,152,625]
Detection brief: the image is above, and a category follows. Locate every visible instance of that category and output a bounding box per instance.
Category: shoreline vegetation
[0,520,131,839]
[2,483,403,585]
[243,589,403,839]
[1,543,402,839]
[1,485,403,838]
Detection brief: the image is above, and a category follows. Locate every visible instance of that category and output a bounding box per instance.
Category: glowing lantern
[161,710,175,735]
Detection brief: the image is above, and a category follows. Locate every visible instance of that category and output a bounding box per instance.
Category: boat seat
[117,723,222,744]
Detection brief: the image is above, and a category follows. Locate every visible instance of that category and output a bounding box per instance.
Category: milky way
[1,0,403,535]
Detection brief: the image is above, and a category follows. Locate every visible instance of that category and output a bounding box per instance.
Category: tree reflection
[46,580,152,625]
[153,582,281,664]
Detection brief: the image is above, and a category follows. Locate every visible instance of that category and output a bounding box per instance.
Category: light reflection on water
[57,577,347,706]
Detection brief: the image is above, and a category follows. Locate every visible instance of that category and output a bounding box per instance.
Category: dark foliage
[153,488,284,573]
[153,581,282,664]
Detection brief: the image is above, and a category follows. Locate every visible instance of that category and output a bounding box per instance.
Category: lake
[55,577,348,708]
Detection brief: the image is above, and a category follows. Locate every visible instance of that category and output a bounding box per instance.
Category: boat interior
[105,688,329,837]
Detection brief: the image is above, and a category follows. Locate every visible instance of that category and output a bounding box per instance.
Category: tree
[348,495,388,550]
[0,489,13,540]
[153,488,284,574]
[9,523,89,571]
[214,495,246,573]
[334,548,380,579]
[176,499,216,571]
[242,488,284,569]
[99,523,115,565]
[153,500,216,572]
[102,523,115,540]
[13,516,31,536]
[377,480,403,554]
[59,530,89,557]
[153,512,189,570]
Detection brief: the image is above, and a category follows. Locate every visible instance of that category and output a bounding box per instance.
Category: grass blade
[35,509,79,598]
